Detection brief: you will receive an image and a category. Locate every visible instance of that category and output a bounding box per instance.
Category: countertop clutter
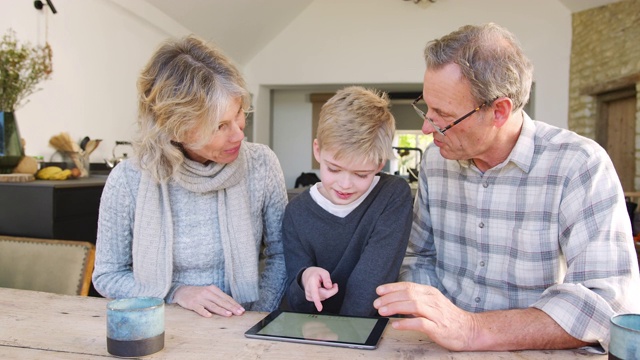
[0,155,38,182]
[47,132,99,178]
[0,173,34,182]
[4,133,105,182]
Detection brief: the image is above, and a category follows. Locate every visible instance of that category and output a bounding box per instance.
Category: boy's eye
[327,167,339,173]
[218,122,228,130]
[356,173,368,179]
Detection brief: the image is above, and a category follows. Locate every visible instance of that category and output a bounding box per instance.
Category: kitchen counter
[4,175,108,187]
[0,176,107,243]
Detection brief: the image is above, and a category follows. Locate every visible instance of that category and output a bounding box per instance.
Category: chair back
[0,235,95,296]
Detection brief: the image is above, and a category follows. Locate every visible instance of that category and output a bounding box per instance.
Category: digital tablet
[244,310,389,350]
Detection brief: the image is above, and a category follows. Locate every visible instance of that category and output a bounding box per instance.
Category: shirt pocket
[502,227,561,291]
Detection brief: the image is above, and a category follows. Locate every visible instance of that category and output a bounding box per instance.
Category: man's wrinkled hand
[374,281,478,351]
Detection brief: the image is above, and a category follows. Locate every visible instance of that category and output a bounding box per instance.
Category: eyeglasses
[411,94,489,136]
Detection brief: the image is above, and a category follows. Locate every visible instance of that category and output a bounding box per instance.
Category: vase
[0,112,25,174]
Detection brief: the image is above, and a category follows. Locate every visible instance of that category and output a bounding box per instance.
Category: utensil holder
[59,151,89,178]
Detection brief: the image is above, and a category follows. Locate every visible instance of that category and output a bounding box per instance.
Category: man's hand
[173,285,245,318]
[301,267,339,312]
[374,281,478,351]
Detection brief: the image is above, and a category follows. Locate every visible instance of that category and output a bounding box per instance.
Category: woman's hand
[301,267,339,312]
[173,285,245,318]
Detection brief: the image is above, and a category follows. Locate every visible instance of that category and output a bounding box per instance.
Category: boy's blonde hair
[316,86,395,166]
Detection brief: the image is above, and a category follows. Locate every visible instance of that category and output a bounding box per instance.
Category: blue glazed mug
[106,297,165,357]
[610,314,640,360]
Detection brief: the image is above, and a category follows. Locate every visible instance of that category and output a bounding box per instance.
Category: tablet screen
[244,310,389,350]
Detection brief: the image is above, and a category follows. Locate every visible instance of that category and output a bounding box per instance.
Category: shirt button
[480,261,485,267]
[475,297,481,303]
[479,222,484,228]
[483,182,489,188]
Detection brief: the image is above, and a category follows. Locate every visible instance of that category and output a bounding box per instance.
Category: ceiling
[144,0,313,65]
[144,0,621,66]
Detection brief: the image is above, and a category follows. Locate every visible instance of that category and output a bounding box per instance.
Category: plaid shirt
[400,113,640,349]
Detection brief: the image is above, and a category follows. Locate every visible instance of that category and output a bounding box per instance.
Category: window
[387,131,432,181]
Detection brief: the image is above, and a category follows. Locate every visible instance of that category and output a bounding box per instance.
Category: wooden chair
[0,235,95,296]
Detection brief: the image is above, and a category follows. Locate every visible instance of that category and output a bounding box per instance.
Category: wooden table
[0,288,605,359]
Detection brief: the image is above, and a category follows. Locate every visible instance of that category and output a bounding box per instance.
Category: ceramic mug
[609,313,640,360]
[106,297,165,357]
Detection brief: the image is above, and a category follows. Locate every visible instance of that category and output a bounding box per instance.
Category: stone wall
[569,0,640,189]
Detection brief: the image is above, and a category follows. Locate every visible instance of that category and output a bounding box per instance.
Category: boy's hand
[301,267,339,312]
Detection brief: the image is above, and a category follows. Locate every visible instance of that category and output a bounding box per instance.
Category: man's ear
[492,97,513,128]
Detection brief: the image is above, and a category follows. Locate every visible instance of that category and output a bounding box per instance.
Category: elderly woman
[92,35,288,318]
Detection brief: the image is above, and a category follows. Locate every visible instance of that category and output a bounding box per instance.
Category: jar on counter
[33,156,45,170]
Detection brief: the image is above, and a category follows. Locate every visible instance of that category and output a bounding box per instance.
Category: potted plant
[0,28,53,173]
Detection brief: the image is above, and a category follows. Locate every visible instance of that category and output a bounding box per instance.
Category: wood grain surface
[0,288,605,359]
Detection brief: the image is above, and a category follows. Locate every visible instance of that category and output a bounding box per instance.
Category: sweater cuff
[296,267,308,288]
[165,284,181,303]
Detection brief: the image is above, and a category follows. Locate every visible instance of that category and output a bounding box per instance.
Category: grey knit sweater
[283,173,413,316]
[92,142,288,311]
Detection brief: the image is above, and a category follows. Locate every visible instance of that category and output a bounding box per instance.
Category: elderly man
[374,23,640,353]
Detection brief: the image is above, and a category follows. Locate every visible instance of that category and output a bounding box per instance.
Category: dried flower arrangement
[0,29,53,112]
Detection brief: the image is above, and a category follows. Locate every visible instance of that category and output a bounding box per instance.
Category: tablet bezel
[244,310,389,350]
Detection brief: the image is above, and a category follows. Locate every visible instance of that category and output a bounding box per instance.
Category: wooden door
[597,87,637,192]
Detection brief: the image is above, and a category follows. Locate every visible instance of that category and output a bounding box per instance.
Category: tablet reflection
[302,321,339,341]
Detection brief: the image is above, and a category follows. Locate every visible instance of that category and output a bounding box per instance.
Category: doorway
[596,87,637,192]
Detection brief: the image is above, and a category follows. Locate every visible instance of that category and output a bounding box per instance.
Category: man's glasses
[411,94,489,136]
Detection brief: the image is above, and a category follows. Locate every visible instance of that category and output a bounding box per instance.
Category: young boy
[282,86,413,317]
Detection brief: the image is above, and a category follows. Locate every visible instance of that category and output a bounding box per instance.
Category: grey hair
[424,23,534,111]
[134,35,251,182]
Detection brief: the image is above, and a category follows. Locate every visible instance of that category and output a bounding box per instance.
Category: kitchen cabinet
[0,176,106,244]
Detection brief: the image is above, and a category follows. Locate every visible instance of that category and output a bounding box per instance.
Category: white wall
[247,0,572,187]
[0,0,187,163]
[272,90,314,188]
[1,0,573,184]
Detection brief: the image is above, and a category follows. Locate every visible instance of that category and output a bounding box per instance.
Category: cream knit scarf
[132,144,259,304]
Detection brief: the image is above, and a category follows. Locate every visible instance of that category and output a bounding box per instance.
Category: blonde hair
[316,86,395,165]
[134,35,251,182]
[424,23,534,112]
